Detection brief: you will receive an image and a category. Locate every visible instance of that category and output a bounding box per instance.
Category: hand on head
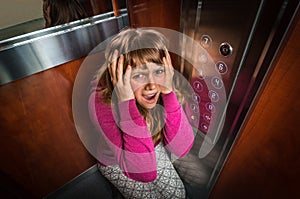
[108,49,174,103]
[161,50,174,94]
[108,50,135,102]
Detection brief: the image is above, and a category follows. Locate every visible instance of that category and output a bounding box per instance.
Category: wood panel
[0,58,96,198]
[0,3,182,197]
[210,17,300,199]
[89,0,113,16]
[127,0,182,70]
[127,0,181,31]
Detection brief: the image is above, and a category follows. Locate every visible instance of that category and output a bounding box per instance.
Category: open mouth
[142,93,157,101]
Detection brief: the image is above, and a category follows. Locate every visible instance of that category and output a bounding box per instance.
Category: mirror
[0,0,44,41]
[0,0,126,42]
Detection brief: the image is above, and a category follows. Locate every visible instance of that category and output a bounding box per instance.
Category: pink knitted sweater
[89,88,194,182]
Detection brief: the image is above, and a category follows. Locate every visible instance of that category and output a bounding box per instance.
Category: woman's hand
[108,50,135,102]
[161,50,174,94]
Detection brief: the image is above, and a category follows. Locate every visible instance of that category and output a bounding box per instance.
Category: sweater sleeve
[161,92,194,158]
[89,91,157,182]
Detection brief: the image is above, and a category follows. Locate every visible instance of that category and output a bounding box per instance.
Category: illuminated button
[215,61,228,74]
[190,115,199,123]
[208,90,219,102]
[200,35,212,49]
[193,81,203,92]
[211,76,223,89]
[219,42,233,57]
[203,113,211,122]
[201,123,209,132]
[190,104,199,113]
[192,93,201,103]
[205,102,216,113]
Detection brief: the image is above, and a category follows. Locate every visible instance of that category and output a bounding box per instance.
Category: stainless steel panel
[0,10,129,85]
[178,0,299,198]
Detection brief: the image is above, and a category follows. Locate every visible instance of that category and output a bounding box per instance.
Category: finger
[110,50,118,81]
[116,54,124,84]
[163,57,172,73]
[163,56,168,66]
[163,56,174,78]
[123,65,132,85]
[165,50,172,66]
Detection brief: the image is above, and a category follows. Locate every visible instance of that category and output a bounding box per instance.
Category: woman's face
[130,62,165,110]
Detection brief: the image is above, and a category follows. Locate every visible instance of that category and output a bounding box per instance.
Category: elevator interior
[0,0,299,198]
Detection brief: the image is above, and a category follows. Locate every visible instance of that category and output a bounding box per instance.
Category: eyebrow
[132,63,163,71]
[132,64,148,71]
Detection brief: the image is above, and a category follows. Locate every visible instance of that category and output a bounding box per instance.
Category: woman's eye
[132,73,144,79]
[155,69,165,75]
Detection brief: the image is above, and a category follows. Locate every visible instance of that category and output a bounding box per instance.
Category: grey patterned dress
[98,142,186,199]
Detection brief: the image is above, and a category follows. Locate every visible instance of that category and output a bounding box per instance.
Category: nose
[145,82,156,90]
[145,74,157,90]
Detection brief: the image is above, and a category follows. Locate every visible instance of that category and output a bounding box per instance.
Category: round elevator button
[219,42,233,57]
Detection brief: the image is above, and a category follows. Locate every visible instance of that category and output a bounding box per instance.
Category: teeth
[144,93,156,99]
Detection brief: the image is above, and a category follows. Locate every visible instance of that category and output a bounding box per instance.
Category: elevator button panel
[187,33,230,135]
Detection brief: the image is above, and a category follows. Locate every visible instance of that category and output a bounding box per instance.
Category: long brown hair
[97,28,184,144]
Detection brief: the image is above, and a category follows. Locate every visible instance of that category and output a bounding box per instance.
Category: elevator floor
[44,131,213,199]
[44,165,122,199]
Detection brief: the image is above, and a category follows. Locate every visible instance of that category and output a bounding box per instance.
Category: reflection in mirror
[43,0,90,28]
[0,0,129,85]
[42,0,114,28]
[0,0,127,42]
